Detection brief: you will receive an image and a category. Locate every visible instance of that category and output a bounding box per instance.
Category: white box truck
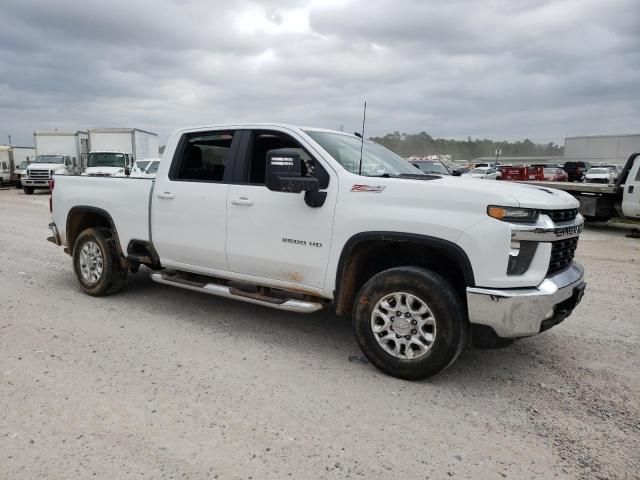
[22,131,89,194]
[0,145,36,187]
[85,128,159,177]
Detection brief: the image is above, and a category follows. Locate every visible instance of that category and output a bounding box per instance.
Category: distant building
[564,134,640,166]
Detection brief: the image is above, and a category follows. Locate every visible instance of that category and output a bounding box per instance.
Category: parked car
[463,166,499,180]
[48,123,586,380]
[409,159,450,175]
[451,166,470,176]
[584,167,617,184]
[131,159,160,178]
[499,165,544,181]
[543,167,568,182]
[563,161,592,182]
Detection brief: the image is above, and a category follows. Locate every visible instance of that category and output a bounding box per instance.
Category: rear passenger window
[173,131,234,182]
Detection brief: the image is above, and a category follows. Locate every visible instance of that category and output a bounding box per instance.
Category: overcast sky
[1,0,639,147]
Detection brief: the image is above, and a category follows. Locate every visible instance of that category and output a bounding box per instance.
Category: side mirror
[265,149,319,193]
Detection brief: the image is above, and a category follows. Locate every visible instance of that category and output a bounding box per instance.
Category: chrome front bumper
[466,262,585,338]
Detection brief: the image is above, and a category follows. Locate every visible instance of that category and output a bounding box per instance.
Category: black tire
[15,181,22,189]
[23,186,34,195]
[352,266,468,380]
[73,227,127,296]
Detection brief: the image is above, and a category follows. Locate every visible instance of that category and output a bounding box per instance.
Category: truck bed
[516,180,619,195]
[52,175,154,248]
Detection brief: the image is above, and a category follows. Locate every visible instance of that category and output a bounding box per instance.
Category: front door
[622,159,640,219]
[226,129,337,290]
[151,130,240,271]
[1,161,9,182]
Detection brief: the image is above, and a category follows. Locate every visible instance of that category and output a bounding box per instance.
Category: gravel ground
[1,187,639,479]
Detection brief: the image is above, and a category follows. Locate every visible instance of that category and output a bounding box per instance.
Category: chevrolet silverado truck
[48,124,586,380]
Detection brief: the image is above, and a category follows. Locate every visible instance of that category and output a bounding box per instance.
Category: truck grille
[543,208,579,224]
[587,178,609,184]
[29,169,51,180]
[548,237,578,274]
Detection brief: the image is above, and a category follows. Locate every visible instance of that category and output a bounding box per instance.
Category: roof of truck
[88,128,158,136]
[34,130,88,136]
[175,123,353,136]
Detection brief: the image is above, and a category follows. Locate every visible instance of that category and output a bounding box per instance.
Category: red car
[543,167,568,182]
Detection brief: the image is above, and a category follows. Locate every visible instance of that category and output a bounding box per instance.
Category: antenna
[358,101,367,175]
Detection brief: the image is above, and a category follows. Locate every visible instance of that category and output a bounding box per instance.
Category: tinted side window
[246,131,329,188]
[173,131,234,182]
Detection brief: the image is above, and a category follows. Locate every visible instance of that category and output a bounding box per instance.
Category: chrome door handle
[231,197,254,206]
[157,192,175,199]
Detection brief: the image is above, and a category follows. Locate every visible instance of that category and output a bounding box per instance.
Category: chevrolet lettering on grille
[554,224,583,238]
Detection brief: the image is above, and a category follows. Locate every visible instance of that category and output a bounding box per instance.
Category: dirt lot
[1,187,639,479]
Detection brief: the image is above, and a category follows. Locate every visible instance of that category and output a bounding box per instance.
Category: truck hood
[380,175,580,210]
[27,163,65,171]
[446,176,579,209]
[83,166,125,176]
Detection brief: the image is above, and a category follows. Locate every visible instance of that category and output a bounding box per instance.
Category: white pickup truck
[48,124,586,379]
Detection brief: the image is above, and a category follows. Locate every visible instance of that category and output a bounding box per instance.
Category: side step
[150,272,325,313]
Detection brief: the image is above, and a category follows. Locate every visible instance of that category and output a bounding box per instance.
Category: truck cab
[22,154,74,194]
[0,158,10,185]
[83,151,135,177]
[620,154,640,219]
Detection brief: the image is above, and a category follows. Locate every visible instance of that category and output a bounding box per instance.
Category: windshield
[304,130,424,177]
[33,155,64,164]
[17,161,30,169]
[470,168,486,174]
[146,161,159,174]
[412,161,449,175]
[588,168,608,174]
[88,152,126,168]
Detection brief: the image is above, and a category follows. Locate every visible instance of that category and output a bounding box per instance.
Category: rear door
[151,130,240,271]
[225,128,338,290]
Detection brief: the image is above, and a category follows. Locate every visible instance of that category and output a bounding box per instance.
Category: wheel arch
[66,206,123,257]
[334,232,475,316]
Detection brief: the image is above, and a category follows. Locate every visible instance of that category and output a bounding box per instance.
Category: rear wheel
[23,186,34,195]
[352,266,468,380]
[73,228,127,296]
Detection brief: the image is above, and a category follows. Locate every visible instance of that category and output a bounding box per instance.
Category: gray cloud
[0,0,638,147]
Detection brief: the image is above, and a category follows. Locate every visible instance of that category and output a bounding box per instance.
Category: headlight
[487,206,539,223]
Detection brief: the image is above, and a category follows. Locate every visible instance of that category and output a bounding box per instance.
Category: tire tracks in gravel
[509,343,640,480]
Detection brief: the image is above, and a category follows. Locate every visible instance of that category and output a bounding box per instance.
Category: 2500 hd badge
[282,237,323,248]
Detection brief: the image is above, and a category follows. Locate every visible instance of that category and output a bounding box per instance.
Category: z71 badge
[351,184,385,193]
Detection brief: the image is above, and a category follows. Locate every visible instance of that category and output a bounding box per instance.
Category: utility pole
[495,148,502,165]
[7,135,12,146]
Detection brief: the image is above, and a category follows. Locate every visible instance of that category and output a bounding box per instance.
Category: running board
[150,272,324,313]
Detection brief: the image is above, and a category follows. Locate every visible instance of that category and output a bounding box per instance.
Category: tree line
[369,131,564,160]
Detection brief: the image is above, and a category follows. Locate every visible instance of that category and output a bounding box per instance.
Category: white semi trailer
[85,128,159,177]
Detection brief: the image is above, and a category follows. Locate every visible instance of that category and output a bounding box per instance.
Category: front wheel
[23,186,34,194]
[352,266,468,380]
[73,228,127,296]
